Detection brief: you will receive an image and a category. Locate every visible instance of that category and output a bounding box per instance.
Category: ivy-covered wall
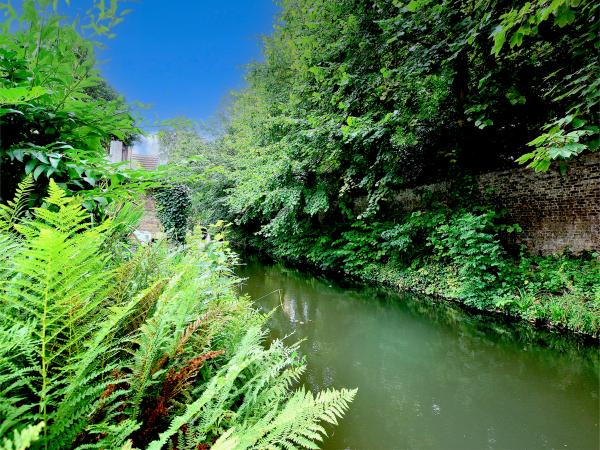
[389,153,600,255]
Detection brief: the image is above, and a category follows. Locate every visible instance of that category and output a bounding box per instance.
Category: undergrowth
[242,205,599,336]
[0,180,355,449]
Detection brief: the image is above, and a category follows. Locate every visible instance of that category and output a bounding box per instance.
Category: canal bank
[233,243,600,340]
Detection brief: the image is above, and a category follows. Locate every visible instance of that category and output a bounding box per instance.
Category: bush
[427,211,508,304]
[239,200,599,335]
[0,1,153,216]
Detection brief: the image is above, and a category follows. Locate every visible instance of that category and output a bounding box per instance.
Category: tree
[158,119,206,163]
[0,0,149,214]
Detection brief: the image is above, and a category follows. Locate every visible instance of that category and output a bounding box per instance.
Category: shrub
[381,210,448,263]
[427,211,508,304]
[0,1,154,216]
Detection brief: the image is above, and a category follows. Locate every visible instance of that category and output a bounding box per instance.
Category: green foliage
[381,210,447,263]
[158,119,207,163]
[0,180,355,449]
[154,185,192,243]
[0,423,44,450]
[191,0,599,242]
[427,211,508,303]
[0,174,34,232]
[205,0,598,234]
[187,0,598,335]
[0,0,156,214]
[492,0,599,170]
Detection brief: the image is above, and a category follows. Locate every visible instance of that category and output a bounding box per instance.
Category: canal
[237,259,599,450]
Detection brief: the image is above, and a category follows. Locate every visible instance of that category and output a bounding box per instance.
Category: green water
[236,259,600,450]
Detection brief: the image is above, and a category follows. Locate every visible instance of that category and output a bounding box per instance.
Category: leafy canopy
[0,0,156,215]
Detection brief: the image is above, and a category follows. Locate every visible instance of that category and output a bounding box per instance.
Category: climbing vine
[154,185,192,243]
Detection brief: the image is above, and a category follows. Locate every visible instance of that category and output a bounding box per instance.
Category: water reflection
[237,259,599,450]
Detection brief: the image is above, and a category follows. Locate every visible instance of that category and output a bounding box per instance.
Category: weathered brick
[137,196,162,234]
[390,153,599,255]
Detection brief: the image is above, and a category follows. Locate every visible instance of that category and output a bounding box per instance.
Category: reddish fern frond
[176,310,222,355]
[137,350,226,447]
[166,350,226,399]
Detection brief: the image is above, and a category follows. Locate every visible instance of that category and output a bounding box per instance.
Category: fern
[0,423,44,450]
[211,386,357,450]
[146,326,266,450]
[150,328,355,450]
[0,181,116,448]
[0,325,38,437]
[0,180,355,449]
[0,175,34,233]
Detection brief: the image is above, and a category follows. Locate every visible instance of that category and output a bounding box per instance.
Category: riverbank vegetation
[0,2,355,448]
[0,181,355,449]
[0,0,597,445]
[183,0,599,335]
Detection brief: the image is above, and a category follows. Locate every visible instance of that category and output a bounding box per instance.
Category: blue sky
[69,0,279,130]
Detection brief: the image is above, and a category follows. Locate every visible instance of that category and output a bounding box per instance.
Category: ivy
[154,185,192,243]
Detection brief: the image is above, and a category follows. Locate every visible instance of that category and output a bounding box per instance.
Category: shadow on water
[236,257,599,450]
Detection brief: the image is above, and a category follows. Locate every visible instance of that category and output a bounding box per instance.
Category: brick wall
[391,153,600,255]
[137,196,162,235]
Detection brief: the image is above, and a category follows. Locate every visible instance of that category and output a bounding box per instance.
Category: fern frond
[147,327,265,450]
[219,387,357,450]
[0,175,34,233]
[78,420,141,450]
[0,180,356,448]
[0,234,20,283]
[0,422,44,450]
[0,324,38,436]
[0,181,117,448]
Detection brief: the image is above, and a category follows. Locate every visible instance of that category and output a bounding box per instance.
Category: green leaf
[25,159,38,175]
[10,149,25,162]
[49,155,61,168]
[534,159,552,172]
[516,152,534,164]
[82,200,96,211]
[0,86,48,105]
[491,25,506,56]
[509,31,524,48]
[33,164,46,180]
[33,152,49,164]
[0,108,25,116]
[405,0,431,12]
[93,196,109,207]
[554,5,576,27]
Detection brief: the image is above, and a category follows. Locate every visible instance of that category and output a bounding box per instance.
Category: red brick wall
[137,196,162,234]
[477,154,599,255]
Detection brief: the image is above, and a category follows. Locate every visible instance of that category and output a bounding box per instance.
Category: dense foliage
[0,3,357,448]
[158,120,207,163]
[0,181,355,449]
[154,184,192,243]
[0,0,154,216]
[212,0,598,231]
[187,0,599,334]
